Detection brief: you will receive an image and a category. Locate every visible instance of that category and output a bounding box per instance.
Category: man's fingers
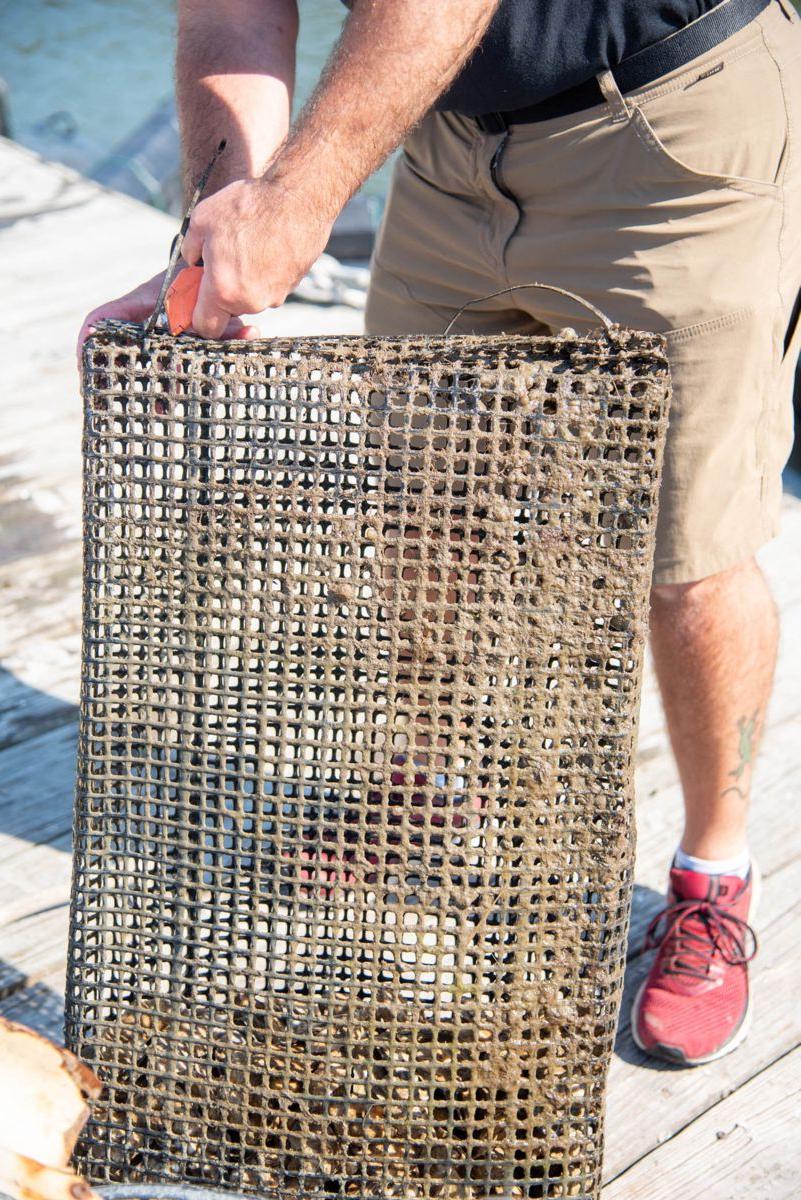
[221,318,262,340]
[77,297,148,357]
[191,264,233,339]
[181,223,203,268]
[76,321,97,363]
[76,272,169,363]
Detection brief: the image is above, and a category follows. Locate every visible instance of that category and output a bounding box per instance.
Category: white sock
[674,845,751,879]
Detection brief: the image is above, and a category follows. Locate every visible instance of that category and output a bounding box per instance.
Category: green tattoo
[729,710,760,782]
[721,709,761,800]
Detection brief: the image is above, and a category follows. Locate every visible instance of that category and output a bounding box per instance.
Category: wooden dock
[2,136,799,1199]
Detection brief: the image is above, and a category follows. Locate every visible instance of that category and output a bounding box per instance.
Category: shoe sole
[630,861,761,1067]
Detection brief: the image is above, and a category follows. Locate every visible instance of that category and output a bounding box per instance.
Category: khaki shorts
[365,0,801,586]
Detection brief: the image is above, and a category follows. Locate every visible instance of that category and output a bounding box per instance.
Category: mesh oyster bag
[67,304,670,1200]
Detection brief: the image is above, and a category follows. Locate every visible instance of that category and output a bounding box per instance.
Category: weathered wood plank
[0,972,66,1043]
[0,550,82,751]
[0,833,71,920]
[0,905,69,1001]
[0,720,74,1005]
[603,1043,801,1199]
[0,553,82,659]
[0,722,76,850]
[0,679,77,754]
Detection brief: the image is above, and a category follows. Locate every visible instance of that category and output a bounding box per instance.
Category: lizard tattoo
[720,709,760,801]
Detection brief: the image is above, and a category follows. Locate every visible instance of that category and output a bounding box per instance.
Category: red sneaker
[631,864,759,1065]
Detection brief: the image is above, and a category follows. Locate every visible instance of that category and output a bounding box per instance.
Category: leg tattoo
[720,708,760,801]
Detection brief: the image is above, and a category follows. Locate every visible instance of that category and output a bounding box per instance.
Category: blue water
[0,0,389,198]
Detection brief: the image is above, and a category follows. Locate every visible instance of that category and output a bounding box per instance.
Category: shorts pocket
[630,32,788,196]
[664,306,754,346]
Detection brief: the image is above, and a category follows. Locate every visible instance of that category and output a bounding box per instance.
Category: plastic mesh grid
[67,321,670,1200]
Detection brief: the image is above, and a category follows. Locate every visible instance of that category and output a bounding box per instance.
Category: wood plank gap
[0,706,78,754]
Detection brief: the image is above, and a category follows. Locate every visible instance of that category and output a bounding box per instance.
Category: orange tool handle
[164,266,204,335]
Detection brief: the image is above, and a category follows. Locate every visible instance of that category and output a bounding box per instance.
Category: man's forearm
[177,0,298,198]
[273,0,499,218]
[180,0,500,336]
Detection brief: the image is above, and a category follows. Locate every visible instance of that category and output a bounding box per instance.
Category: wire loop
[442,283,615,336]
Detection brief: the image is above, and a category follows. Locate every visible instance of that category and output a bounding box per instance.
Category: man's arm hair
[177,0,501,334]
[272,0,500,219]
[176,0,299,199]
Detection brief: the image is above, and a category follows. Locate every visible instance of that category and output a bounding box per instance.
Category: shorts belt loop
[775,0,797,20]
[597,69,630,123]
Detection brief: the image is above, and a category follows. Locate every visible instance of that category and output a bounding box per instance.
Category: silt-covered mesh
[67,321,670,1200]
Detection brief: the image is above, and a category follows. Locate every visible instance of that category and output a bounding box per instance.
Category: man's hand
[181,174,333,339]
[77,273,166,363]
[77,0,498,353]
[180,0,499,339]
[76,269,261,361]
[76,0,297,360]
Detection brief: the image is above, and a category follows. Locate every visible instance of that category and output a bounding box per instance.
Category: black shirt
[430,0,725,115]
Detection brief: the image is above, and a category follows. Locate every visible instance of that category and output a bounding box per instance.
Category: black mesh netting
[67,320,670,1200]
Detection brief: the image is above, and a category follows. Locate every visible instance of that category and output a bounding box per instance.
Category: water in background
[0,0,390,199]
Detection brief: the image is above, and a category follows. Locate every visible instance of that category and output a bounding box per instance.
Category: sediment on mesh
[67,321,671,1200]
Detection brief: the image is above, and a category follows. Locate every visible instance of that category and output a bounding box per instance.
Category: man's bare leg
[648,556,779,860]
[631,557,776,1062]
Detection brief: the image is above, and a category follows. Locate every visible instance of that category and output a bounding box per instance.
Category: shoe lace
[643,896,758,981]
